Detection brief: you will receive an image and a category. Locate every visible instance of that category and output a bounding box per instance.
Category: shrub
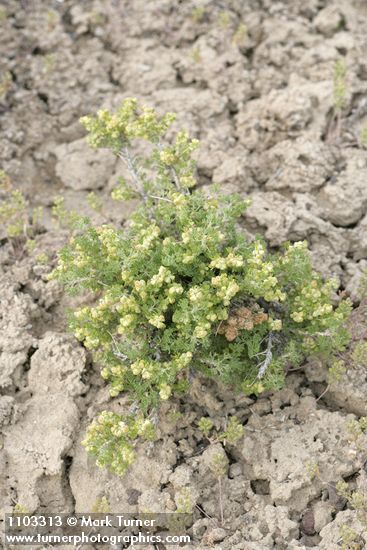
[51,98,352,476]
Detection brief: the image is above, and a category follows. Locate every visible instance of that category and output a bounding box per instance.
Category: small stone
[229,463,242,478]
[126,488,141,506]
[199,444,229,477]
[204,527,227,543]
[314,6,344,37]
[301,508,315,535]
[192,518,209,539]
[169,464,192,488]
[313,501,333,533]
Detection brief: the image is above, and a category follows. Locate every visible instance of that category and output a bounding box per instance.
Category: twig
[215,320,224,336]
[69,277,108,288]
[195,504,212,519]
[118,147,171,222]
[157,141,181,192]
[107,331,128,361]
[257,333,273,379]
[128,401,140,415]
[244,425,280,433]
[118,147,145,197]
[170,165,182,192]
[316,384,330,402]
[218,477,224,525]
[287,365,306,372]
[148,194,174,203]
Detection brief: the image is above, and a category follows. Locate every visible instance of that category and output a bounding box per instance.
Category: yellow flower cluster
[136,224,160,251]
[194,323,211,339]
[291,277,338,325]
[82,410,156,476]
[211,273,240,306]
[73,304,115,349]
[131,359,158,380]
[148,314,166,329]
[81,98,176,151]
[159,382,172,400]
[269,318,283,331]
[150,265,174,287]
[167,283,184,302]
[209,251,244,270]
[95,225,120,258]
[246,245,286,302]
[188,287,204,303]
[160,149,176,166]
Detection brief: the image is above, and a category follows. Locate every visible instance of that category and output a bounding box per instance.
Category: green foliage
[82,410,156,477]
[333,59,347,113]
[339,524,364,550]
[198,417,214,438]
[218,416,244,444]
[336,419,367,544]
[191,6,205,23]
[0,70,11,97]
[92,495,110,513]
[0,170,42,242]
[327,359,346,384]
[35,252,50,265]
[42,53,56,76]
[351,342,367,368]
[80,98,177,153]
[13,503,29,514]
[336,479,366,519]
[51,98,352,477]
[52,196,89,231]
[191,47,202,64]
[233,23,247,47]
[346,417,367,442]
[87,191,103,213]
[306,461,320,481]
[198,415,244,444]
[0,7,7,23]
[217,11,231,29]
[167,486,194,533]
[209,452,228,478]
[360,127,367,148]
[175,487,194,514]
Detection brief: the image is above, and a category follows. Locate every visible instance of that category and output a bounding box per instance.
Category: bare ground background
[1,0,367,548]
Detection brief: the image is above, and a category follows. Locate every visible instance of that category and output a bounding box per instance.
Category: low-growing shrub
[51,98,352,476]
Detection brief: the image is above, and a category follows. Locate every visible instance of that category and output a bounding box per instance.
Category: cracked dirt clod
[55,138,117,191]
[0,281,38,390]
[29,332,87,398]
[1,0,367,547]
[233,395,359,513]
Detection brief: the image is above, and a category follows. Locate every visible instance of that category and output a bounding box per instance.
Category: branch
[257,332,273,379]
[157,141,181,192]
[118,147,155,219]
[118,147,146,196]
[147,194,174,203]
[157,141,190,196]
[119,148,150,204]
[107,331,129,361]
